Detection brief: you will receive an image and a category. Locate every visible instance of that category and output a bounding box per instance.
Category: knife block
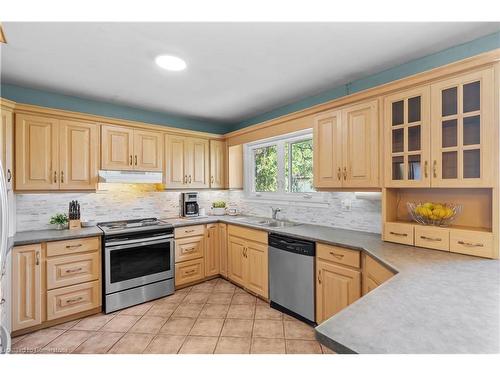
[69,219,81,229]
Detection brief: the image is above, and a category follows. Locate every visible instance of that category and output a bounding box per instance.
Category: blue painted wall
[0,84,229,134]
[231,31,500,131]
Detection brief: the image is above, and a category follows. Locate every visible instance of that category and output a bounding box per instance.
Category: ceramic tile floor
[11,278,335,354]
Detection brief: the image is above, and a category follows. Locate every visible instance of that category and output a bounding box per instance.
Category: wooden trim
[225,49,500,142]
[0,98,16,110]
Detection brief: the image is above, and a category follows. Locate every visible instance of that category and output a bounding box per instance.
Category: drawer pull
[65,296,84,305]
[65,267,83,274]
[329,252,344,259]
[184,247,196,252]
[66,244,83,249]
[184,229,194,233]
[420,236,442,242]
[185,269,196,275]
[389,231,408,237]
[457,240,484,248]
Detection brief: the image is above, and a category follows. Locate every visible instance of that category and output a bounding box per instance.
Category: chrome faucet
[271,207,281,220]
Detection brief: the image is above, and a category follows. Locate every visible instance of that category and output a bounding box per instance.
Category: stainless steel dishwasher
[269,233,315,325]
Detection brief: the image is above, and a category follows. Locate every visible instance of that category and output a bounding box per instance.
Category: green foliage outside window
[254,145,277,192]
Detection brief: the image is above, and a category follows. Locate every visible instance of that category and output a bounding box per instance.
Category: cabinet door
[245,240,268,299]
[165,134,187,188]
[341,100,379,188]
[101,124,134,170]
[316,259,361,324]
[133,130,163,171]
[205,223,220,277]
[227,235,246,286]
[187,137,209,188]
[313,110,342,188]
[219,223,228,278]
[15,114,59,190]
[59,120,99,190]
[210,139,225,188]
[384,86,431,187]
[0,107,14,190]
[12,244,42,331]
[430,68,494,187]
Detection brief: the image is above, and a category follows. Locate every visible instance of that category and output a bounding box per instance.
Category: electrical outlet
[341,199,352,211]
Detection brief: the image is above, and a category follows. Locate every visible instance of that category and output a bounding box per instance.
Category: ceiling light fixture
[155,55,187,71]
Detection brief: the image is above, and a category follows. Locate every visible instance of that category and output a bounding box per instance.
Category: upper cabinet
[313,99,379,189]
[430,68,493,187]
[384,68,494,188]
[384,86,431,187]
[209,139,225,189]
[16,114,99,191]
[101,124,162,171]
[165,134,209,188]
[0,104,14,190]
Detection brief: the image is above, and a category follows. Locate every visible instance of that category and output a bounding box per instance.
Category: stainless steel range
[98,218,175,313]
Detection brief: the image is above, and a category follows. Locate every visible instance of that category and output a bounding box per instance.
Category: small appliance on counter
[181,192,199,217]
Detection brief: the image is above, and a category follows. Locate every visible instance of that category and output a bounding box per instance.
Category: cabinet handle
[329,251,344,259]
[66,244,83,248]
[211,176,214,184]
[185,229,194,233]
[130,155,133,165]
[318,270,322,284]
[35,251,40,266]
[65,267,83,274]
[184,175,188,184]
[420,235,442,242]
[337,167,341,181]
[343,167,347,181]
[457,241,484,247]
[65,296,83,305]
[188,175,192,183]
[433,160,437,178]
[389,231,408,237]
[135,155,138,166]
[185,269,196,275]
[54,171,57,183]
[424,161,429,178]
[7,169,12,182]
[61,171,64,183]
[184,247,196,252]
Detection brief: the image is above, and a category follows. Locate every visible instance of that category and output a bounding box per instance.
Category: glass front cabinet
[385,67,494,188]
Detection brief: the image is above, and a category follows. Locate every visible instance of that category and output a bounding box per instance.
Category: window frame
[244,129,323,203]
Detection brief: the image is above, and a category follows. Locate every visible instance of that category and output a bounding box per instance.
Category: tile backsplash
[16,186,381,233]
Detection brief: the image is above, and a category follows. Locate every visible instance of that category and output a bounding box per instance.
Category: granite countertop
[12,215,500,353]
[13,226,103,246]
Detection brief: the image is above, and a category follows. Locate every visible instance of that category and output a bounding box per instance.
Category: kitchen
[1,15,500,364]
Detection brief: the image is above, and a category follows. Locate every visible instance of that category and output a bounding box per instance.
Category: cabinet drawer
[317,243,360,268]
[450,230,494,258]
[175,258,204,286]
[46,251,100,290]
[175,225,205,239]
[46,236,100,257]
[415,226,449,251]
[175,236,204,263]
[384,223,414,245]
[46,280,101,321]
[227,224,267,244]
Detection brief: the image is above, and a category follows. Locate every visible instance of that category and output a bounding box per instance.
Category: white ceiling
[1,22,499,125]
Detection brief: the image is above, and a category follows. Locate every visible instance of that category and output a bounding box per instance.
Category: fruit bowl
[407,202,462,227]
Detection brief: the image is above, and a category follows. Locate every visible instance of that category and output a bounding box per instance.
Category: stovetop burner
[98,217,173,235]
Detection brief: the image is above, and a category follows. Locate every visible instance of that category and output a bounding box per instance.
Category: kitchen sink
[232,216,300,228]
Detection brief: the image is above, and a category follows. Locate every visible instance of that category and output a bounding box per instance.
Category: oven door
[105,236,174,294]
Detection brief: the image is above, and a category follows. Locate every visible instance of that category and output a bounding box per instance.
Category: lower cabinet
[46,280,101,321]
[219,223,228,278]
[205,223,220,277]
[12,244,42,331]
[362,254,395,295]
[174,225,206,287]
[227,225,268,299]
[315,243,361,324]
[175,258,205,286]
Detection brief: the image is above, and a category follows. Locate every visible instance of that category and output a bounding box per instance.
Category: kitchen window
[244,129,320,202]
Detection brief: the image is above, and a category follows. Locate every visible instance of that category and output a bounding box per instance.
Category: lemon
[423,202,434,210]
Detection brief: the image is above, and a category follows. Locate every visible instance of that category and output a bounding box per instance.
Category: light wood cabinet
[0,105,14,190]
[362,255,395,296]
[205,223,220,277]
[165,135,209,188]
[175,258,205,287]
[16,114,98,191]
[174,225,206,287]
[47,280,101,321]
[210,140,225,188]
[313,100,379,188]
[219,223,228,278]
[227,225,268,299]
[316,258,361,324]
[175,236,204,263]
[102,125,162,172]
[12,244,42,331]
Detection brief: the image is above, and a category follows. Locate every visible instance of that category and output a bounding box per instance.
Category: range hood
[98,170,163,184]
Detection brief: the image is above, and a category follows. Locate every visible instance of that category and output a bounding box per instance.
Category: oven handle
[106,238,173,251]
[105,234,173,247]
